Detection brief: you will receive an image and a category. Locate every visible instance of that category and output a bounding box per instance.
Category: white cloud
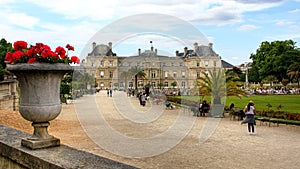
[288,8,300,13]
[25,0,118,21]
[20,0,283,26]
[276,20,296,26]
[238,24,260,31]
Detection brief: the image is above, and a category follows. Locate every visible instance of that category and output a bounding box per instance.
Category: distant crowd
[250,87,300,95]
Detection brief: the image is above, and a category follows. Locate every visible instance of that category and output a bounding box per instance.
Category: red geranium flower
[6,40,80,64]
[27,58,37,63]
[55,46,66,58]
[13,41,28,51]
[12,51,24,60]
[66,44,74,51]
[5,52,13,63]
[71,56,80,64]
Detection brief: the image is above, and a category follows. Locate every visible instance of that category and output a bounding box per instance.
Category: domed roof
[90,44,110,56]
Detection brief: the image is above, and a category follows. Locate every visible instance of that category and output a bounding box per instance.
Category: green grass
[176,95,300,114]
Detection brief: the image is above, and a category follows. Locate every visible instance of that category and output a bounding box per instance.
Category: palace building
[81,42,233,90]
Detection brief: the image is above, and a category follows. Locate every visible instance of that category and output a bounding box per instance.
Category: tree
[249,40,300,82]
[196,69,247,104]
[287,62,300,88]
[0,38,13,80]
[171,81,177,88]
[263,75,278,88]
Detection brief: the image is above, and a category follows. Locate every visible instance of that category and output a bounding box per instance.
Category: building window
[164,82,168,87]
[152,82,156,87]
[100,61,104,67]
[110,82,112,88]
[137,62,140,66]
[109,61,113,67]
[151,71,156,78]
[197,62,200,67]
[100,71,104,78]
[182,81,186,88]
[197,71,201,78]
[100,82,104,87]
[214,61,217,67]
[173,71,177,78]
[205,61,209,67]
[162,62,166,67]
[165,71,168,78]
[171,63,174,66]
[109,71,113,78]
[91,62,94,67]
[180,62,183,66]
[182,71,185,78]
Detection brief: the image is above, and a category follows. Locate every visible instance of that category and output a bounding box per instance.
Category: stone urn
[7,63,72,149]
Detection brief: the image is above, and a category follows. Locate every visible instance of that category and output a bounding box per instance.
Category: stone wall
[0,124,137,169]
[0,80,18,110]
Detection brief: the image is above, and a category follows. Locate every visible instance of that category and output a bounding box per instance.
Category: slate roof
[221,60,235,68]
[88,44,116,56]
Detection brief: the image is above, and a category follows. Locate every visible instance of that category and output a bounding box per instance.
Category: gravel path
[1,90,300,169]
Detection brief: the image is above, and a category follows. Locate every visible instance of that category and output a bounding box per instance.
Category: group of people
[191,100,210,117]
[106,89,112,97]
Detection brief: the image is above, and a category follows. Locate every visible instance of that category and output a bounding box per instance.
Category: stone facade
[0,79,18,110]
[82,42,224,90]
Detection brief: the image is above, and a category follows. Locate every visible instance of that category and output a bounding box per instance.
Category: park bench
[229,108,244,121]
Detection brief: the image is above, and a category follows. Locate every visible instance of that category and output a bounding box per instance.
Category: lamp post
[245,62,249,90]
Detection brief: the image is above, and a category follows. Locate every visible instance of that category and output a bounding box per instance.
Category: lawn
[177,95,300,114]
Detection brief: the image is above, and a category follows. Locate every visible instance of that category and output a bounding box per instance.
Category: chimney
[184,47,188,56]
[155,48,157,55]
[194,42,198,53]
[92,42,96,50]
[175,50,179,56]
[108,42,112,50]
[150,41,153,51]
[138,48,141,56]
[208,43,213,49]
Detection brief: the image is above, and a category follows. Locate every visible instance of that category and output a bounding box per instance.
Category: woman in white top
[241,101,256,134]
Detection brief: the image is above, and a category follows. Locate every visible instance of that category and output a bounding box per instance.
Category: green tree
[171,81,177,88]
[287,62,300,88]
[0,38,13,80]
[249,40,300,82]
[263,75,278,88]
[196,69,247,104]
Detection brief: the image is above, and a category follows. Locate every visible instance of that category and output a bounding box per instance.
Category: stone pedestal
[208,104,224,118]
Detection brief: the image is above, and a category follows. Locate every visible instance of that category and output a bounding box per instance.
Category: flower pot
[7,63,72,149]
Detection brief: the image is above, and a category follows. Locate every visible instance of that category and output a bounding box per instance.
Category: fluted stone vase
[7,63,72,149]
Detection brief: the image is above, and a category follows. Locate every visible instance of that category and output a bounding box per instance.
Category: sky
[0,0,300,66]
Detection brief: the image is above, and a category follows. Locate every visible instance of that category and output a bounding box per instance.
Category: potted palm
[196,68,247,117]
[5,41,80,149]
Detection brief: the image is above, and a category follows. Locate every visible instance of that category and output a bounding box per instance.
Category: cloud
[289,8,300,13]
[236,0,284,4]
[26,0,119,21]
[14,0,282,26]
[238,24,260,31]
[276,20,296,26]
[0,10,40,29]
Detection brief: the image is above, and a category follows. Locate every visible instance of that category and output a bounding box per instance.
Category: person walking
[241,100,256,134]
